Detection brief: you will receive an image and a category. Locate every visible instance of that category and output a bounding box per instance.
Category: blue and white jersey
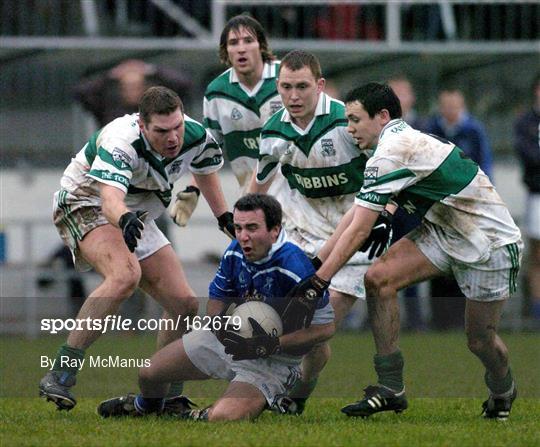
[209,230,332,326]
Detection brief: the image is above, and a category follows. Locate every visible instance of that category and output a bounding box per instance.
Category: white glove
[169,186,200,226]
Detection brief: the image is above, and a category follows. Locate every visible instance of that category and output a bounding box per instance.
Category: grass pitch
[1,332,539,446]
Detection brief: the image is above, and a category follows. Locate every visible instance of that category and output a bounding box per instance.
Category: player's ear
[269,224,280,241]
[138,118,145,132]
[378,109,391,123]
[317,77,326,94]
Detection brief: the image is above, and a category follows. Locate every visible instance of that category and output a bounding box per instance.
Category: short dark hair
[279,50,322,80]
[345,82,402,119]
[139,86,183,124]
[233,193,282,230]
[219,14,274,66]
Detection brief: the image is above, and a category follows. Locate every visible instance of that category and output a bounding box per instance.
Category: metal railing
[1,1,538,52]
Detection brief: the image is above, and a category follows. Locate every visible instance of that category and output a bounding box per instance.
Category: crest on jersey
[112,148,132,169]
[270,100,282,114]
[244,290,265,302]
[363,167,379,185]
[263,276,274,291]
[168,159,183,175]
[231,107,243,120]
[321,139,335,157]
[239,271,247,284]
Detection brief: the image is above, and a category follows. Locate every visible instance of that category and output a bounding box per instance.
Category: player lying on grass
[293,83,522,421]
[98,194,335,421]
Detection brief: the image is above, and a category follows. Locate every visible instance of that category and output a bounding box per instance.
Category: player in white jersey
[169,15,283,227]
[249,51,394,414]
[205,14,283,191]
[307,83,522,420]
[40,87,235,411]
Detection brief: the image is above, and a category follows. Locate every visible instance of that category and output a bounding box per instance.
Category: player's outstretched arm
[279,322,335,356]
[317,205,379,282]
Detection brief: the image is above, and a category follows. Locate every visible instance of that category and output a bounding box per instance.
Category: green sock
[52,343,85,375]
[166,382,184,398]
[485,368,514,396]
[289,377,318,400]
[374,350,404,392]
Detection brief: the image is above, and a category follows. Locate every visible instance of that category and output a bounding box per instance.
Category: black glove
[310,256,322,270]
[220,317,281,361]
[217,211,235,240]
[118,210,148,252]
[281,274,330,334]
[359,209,393,260]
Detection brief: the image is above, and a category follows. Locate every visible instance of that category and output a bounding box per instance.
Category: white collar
[380,118,407,140]
[280,92,332,134]
[230,61,277,96]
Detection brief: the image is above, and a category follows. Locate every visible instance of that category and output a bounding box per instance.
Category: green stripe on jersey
[84,130,100,165]
[367,168,415,188]
[223,128,262,161]
[191,155,223,170]
[281,155,368,199]
[262,102,347,158]
[204,117,222,131]
[88,169,130,189]
[97,147,133,172]
[257,160,279,182]
[205,74,278,117]
[393,146,478,216]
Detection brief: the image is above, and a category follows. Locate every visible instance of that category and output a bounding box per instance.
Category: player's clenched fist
[119,210,148,252]
[281,274,329,333]
[169,185,200,227]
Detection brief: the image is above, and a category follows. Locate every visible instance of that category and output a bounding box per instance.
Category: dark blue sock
[134,395,164,414]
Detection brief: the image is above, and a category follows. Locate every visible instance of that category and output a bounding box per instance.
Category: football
[231,301,283,338]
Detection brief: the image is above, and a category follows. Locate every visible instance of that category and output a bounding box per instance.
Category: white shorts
[286,227,369,299]
[408,223,523,301]
[182,329,301,408]
[53,190,169,272]
[525,193,540,240]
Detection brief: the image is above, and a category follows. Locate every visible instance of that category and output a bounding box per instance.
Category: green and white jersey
[257,93,372,239]
[356,119,521,263]
[203,61,283,188]
[59,113,223,219]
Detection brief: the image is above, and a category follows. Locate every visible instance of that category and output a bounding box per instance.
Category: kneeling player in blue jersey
[97,194,335,421]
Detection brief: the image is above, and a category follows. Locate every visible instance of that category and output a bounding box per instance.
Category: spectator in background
[73,59,192,127]
[426,87,495,329]
[514,73,540,323]
[37,245,86,318]
[387,76,426,331]
[427,88,493,179]
[388,76,427,132]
